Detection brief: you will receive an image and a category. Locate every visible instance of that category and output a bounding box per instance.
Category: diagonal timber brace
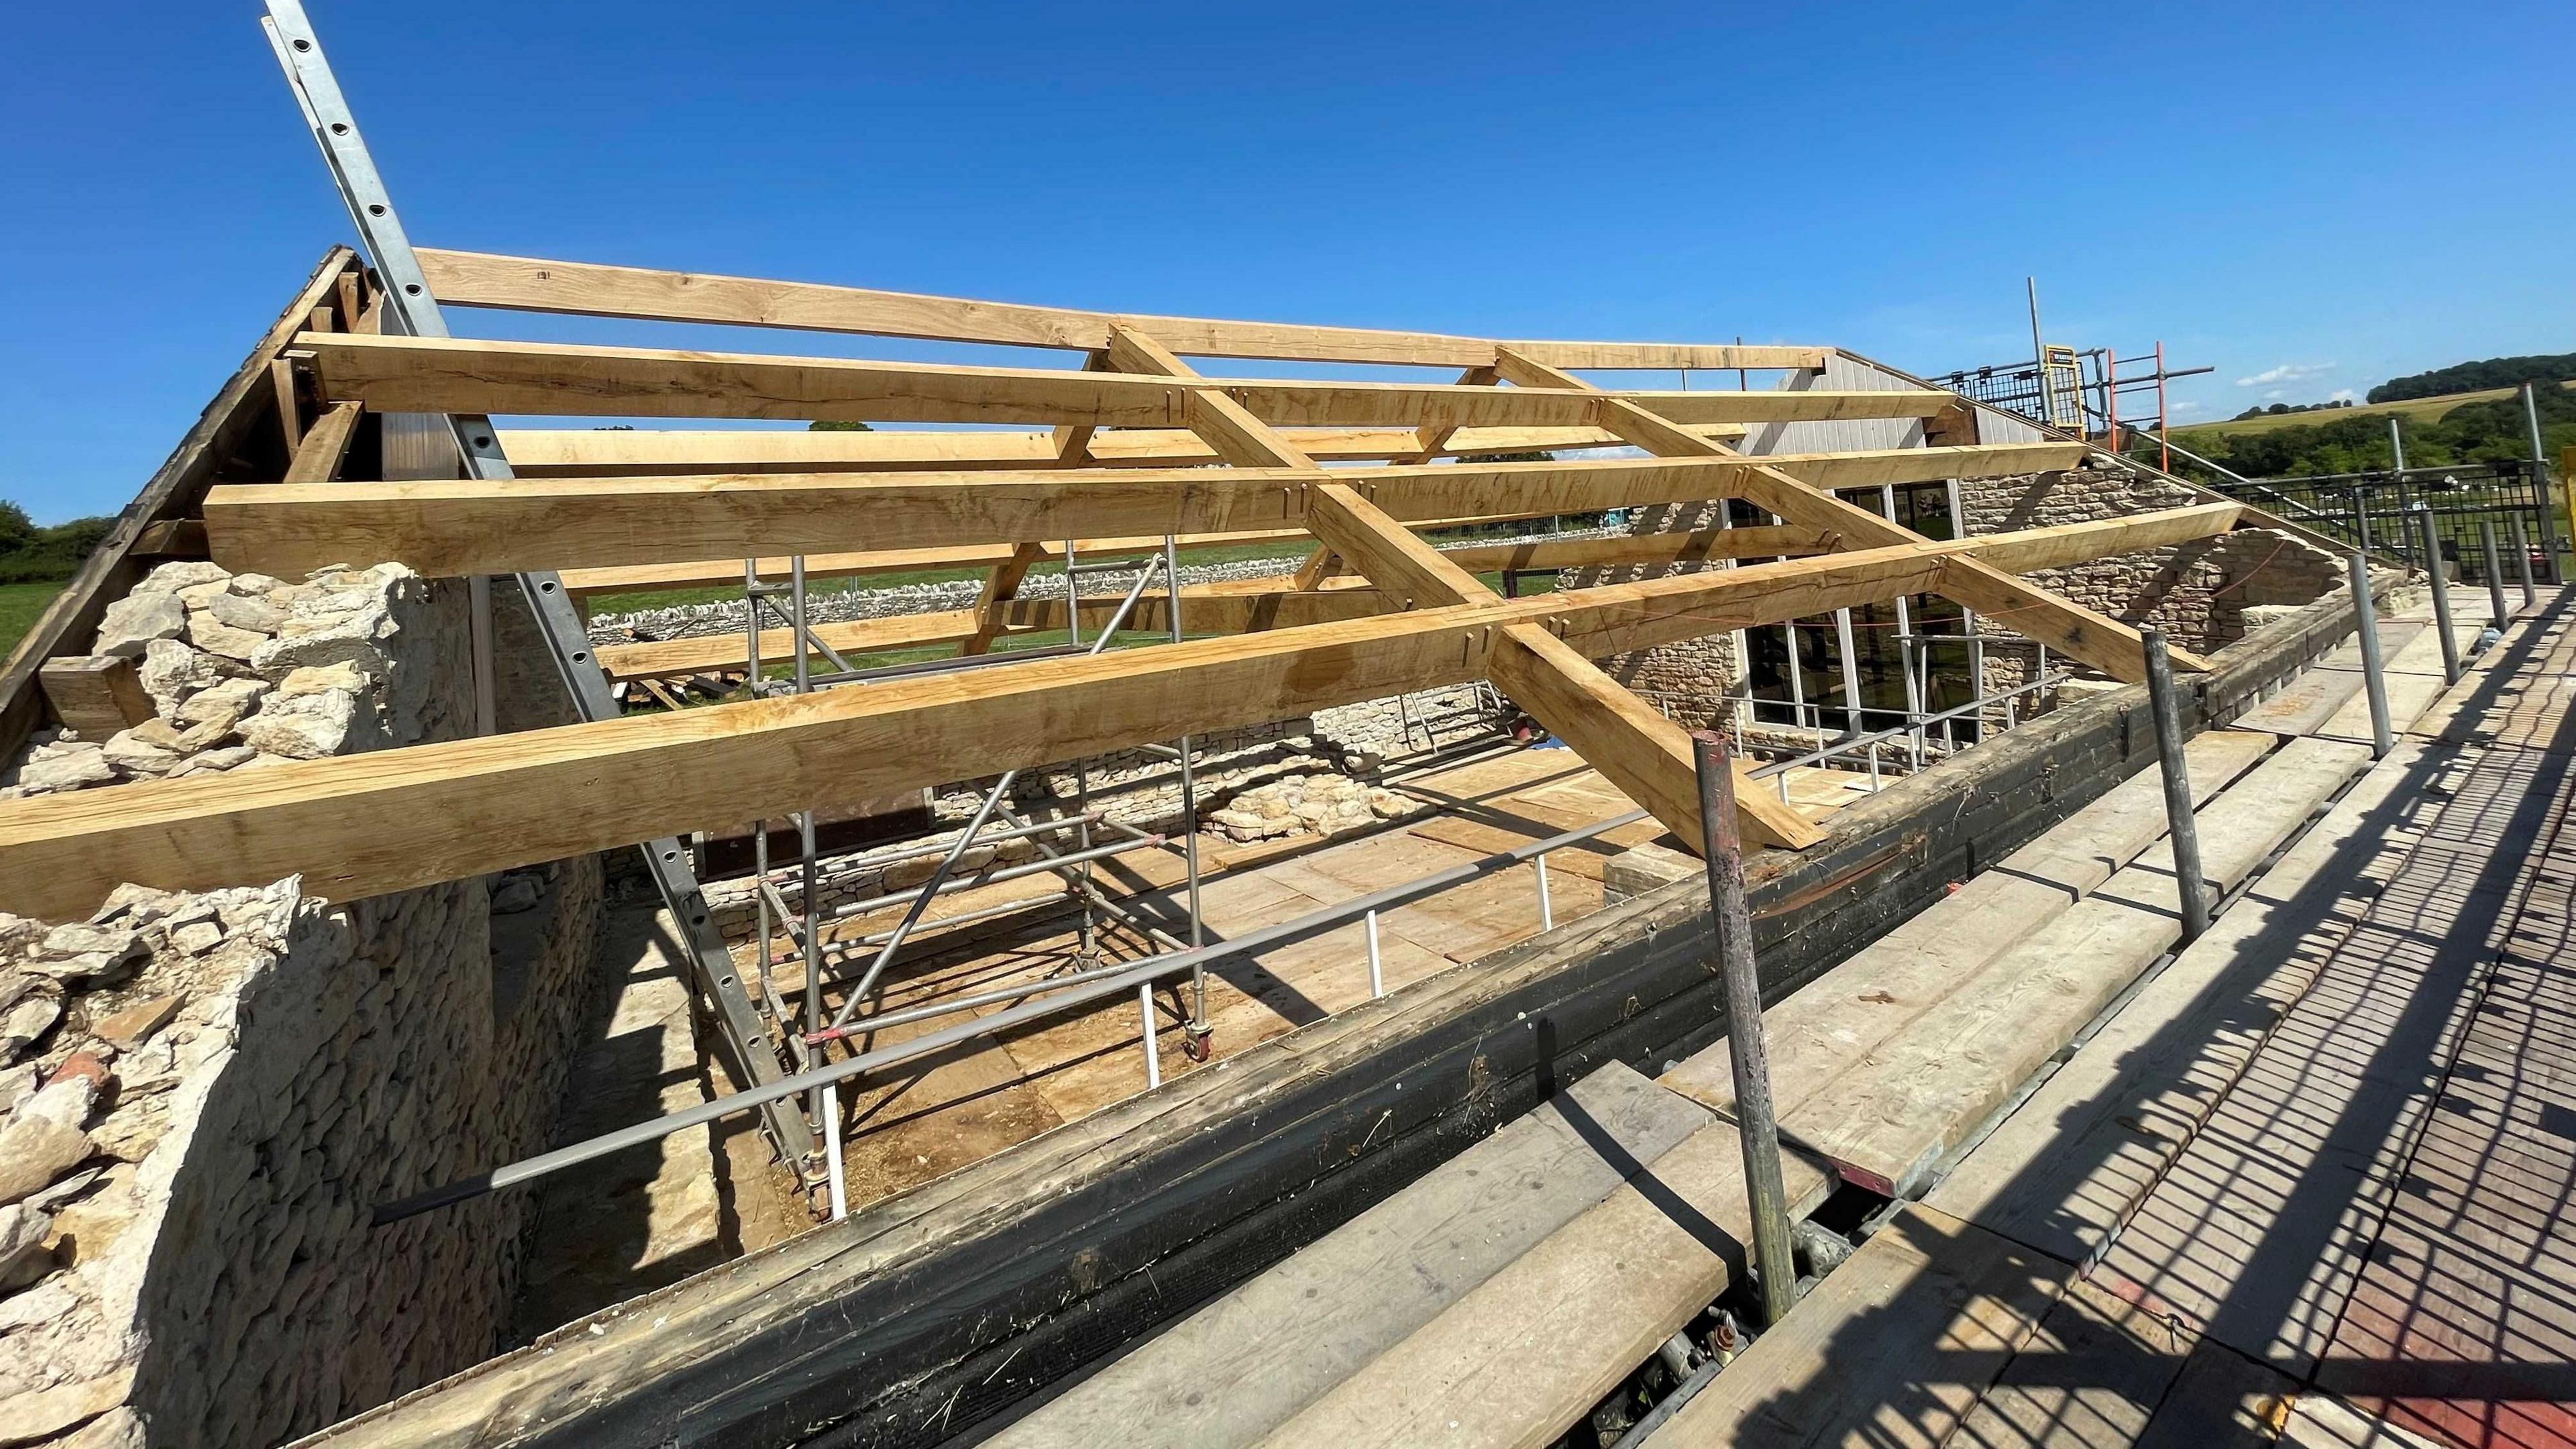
[1108,324,1819,853]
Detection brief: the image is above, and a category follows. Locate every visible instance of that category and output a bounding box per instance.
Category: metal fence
[2201,462,2563,585]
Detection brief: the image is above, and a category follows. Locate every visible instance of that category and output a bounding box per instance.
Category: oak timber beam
[0,511,2234,918]
[1304,476,1822,851]
[1491,347,2208,679]
[202,443,2086,578]
[594,506,2237,681]
[598,585,1393,681]
[553,511,1823,602]
[961,543,1047,655]
[295,333,1952,429]
[491,421,1752,476]
[415,249,1831,372]
[282,402,363,485]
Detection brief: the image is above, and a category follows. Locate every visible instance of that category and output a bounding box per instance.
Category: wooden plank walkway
[987,1063,1716,1448]
[1652,590,2576,1449]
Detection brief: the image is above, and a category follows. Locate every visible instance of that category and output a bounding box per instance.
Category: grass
[0,581,60,659]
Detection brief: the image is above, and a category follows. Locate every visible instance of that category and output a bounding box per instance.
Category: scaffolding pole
[260,0,819,1179]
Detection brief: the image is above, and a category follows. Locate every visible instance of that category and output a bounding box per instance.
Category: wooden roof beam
[294,332,1951,429]
[203,443,2087,579]
[0,507,2239,918]
[492,421,1752,476]
[415,249,1831,372]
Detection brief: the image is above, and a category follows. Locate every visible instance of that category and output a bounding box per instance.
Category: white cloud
[2328,388,2359,404]
[2168,399,2204,416]
[2263,389,2287,401]
[2235,362,2336,388]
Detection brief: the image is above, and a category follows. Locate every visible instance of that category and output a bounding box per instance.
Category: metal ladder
[260,0,820,1178]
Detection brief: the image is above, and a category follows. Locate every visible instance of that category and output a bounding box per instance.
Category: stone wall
[0,563,604,1447]
[1960,461,2345,708]
[1959,462,2345,655]
[1560,497,1749,731]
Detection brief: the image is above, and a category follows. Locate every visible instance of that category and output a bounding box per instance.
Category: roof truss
[0,246,2255,917]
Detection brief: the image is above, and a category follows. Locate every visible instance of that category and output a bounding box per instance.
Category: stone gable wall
[0,564,603,1448]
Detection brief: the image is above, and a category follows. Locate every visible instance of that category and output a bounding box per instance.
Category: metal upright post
[1880,484,1925,768]
[1833,607,1866,739]
[1163,535,1210,1060]
[259,0,819,1175]
[2525,383,2565,583]
[1690,731,1798,1328]
[1947,480,1985,737]
[2390,416,2407,474]
[2141,631,2210,943]
[2348,553,2395,760]
[2510,513,2537,609]
[2417,511,2462,684]
[2481,521,2511,629]
[2026,277,2054,426]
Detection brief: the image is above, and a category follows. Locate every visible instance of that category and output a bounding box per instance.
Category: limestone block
[174,677,268,728]
[0,1116,91,1205]
[136,639,231,718]
[0,1368,135,1446]
[237,689,361,761]
[0,1200,49,1290]
[99,729,183,780]
[92,593,186,659]
[135,561,229,595]
[11,743,114,794]
[203,590,287,636]
[184,609,271,662]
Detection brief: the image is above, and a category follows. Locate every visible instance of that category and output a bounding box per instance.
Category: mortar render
[0,564,604,1448]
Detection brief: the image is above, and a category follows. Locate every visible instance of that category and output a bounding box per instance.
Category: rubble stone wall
[1960,464,2345,705]
[1560,496,1749,731]
[0,563,604,1448]
[1521,464,2343,733]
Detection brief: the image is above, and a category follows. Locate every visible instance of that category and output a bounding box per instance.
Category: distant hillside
[2182,382,2559,439]
[2372,352,2576,403]
[2145,378,2576,481]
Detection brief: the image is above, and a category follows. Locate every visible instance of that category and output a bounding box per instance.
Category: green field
[0,582,59,659]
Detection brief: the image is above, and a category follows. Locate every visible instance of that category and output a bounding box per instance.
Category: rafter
[415,249,1833,372]
[0,506,2238,920]
[293,332,1957,430]
[202,443,2086,579]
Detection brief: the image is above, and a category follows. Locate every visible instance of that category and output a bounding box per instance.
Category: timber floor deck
[1653,588,2576,1449]
[767,747,1883,1217]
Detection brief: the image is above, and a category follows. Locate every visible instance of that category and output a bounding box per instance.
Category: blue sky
[3,1,2570,522]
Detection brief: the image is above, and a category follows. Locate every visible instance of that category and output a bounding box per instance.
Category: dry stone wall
[0,563,603,1448]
